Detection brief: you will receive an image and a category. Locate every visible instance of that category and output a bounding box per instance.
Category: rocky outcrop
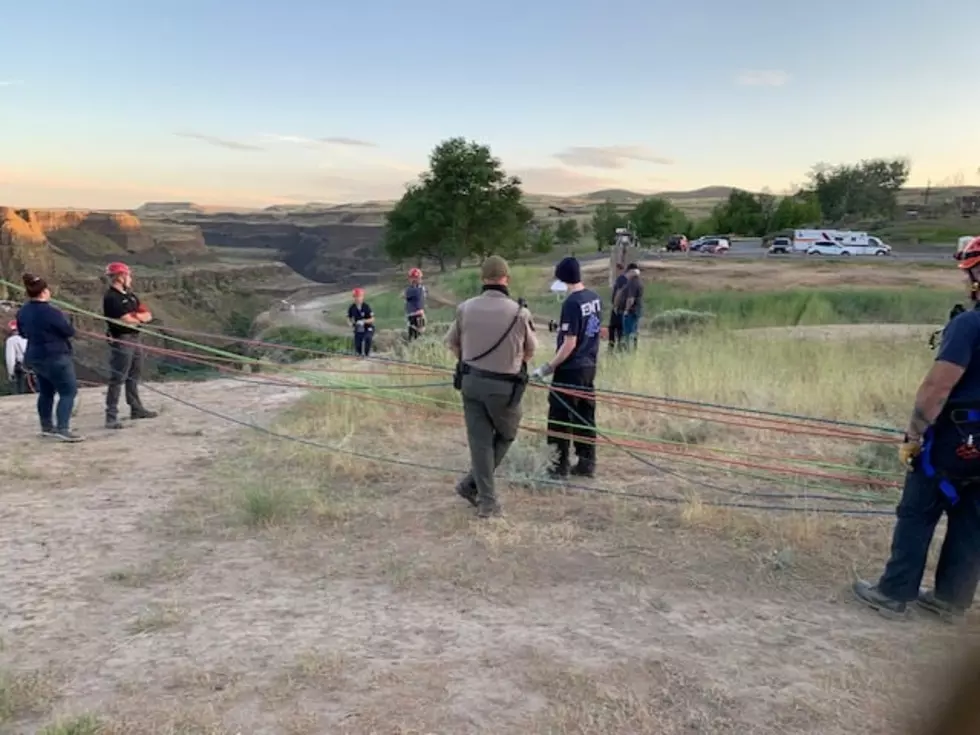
[0,207,209,297]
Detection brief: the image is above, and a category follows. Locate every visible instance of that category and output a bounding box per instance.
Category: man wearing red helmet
[855,236,980,621]
[405,268,426,341]
[102,262,157,429]
[347,287,375,356]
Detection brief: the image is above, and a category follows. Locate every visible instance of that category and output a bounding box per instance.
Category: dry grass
[0,667,59,724]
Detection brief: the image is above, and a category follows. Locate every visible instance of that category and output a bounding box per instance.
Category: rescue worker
[405,267,426,340]
[854,235,980,621]
[347,287,375,357]
[608,263,627,352]
[15,274,82,441]
[444,255,537,518]
[532,256,602,479]
[619,263,644,351]
[102,262,157,429]
[5,319,29,394]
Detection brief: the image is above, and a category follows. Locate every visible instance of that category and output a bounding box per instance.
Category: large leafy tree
[590,200,627,251]
[808,158,910,223]
[382,137,532,270]
[628,197,689,240]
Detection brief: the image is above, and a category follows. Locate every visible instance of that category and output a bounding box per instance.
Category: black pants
[353,330,373,356]
[106,336,146,420]
[407,314,425,341]
[607,312,623,350]
[12,364,32,394]
[547,364,597,467]
[878,464,980,609]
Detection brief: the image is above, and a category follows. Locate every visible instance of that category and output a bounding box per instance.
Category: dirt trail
[0,376,969,733]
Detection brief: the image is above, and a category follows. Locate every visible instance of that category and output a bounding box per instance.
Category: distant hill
[579,189,648,203]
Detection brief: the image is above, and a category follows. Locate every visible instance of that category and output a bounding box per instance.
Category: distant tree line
[382,136,912,267]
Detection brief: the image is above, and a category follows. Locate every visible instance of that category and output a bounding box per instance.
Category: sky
[2,0,979,209]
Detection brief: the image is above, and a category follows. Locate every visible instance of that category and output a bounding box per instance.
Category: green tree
[711,189,765,236]
[769,191,822,233]
[530,223,556,254]
[554,218,581,245]
[382,137,532,270]
[807,158,910,223]
[590,200,627,251]
[628,197,688,240]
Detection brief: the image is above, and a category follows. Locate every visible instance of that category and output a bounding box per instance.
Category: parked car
[665,234,689,252]
[768,236,791,254]
[690,236,731,254]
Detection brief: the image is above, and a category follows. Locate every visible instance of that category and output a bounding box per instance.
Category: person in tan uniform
[445,255,537,518]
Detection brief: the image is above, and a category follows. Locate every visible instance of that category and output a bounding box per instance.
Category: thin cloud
[735,70,790,87]
[174,131,263,151]
[0,80,24,87]
[553,145,674,169]
[320,136,376,147]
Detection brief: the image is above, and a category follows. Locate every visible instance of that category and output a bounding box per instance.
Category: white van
[793,229,891,256]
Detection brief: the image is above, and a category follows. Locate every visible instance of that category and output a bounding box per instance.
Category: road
[578,238,954,263]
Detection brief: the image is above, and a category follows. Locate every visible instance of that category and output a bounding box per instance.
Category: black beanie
[555,256,581,284]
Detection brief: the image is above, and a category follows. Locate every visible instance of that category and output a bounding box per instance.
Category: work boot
[455,478,478,508]
[52,429,84,443]
[916,588,966,624]
[852,579,909,620]
[39,425,56,439]
[547,462,569,481]
[570,460,596,478]
[105,416,124,430]
[131,408,158,420]
[476,501,502,519]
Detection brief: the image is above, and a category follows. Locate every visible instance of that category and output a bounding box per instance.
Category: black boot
[455,478,478,508]
[105,414,124,430]
[852,579,909,620]
[917,588,966,624]
[131,407,158,420]
[570,460,595,478]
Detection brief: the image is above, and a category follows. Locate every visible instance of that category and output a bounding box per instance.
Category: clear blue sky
[2,0,978,208]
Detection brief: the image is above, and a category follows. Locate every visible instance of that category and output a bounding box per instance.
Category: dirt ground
[2,378,978,734]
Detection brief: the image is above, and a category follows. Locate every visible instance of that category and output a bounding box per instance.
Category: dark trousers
[12,364,32,394]
[878,466,980,609]
[106,336,145,420]
[407,314,424,341]
[547,365,597,468]
[30,355,78,432]
[607,312,623,350]
[353,330,373,356]
[460,373,523,508]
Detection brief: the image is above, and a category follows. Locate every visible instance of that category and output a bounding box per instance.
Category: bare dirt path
[0,378,972,734]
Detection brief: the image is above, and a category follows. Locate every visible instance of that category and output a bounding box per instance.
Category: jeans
[29,355,78,432]
[106,336,146,420]
[877,440,980,608]
[547,364,597,468]
[622,313,640,349]
[354,330,373,356]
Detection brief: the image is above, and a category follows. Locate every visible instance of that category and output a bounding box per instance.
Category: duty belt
[461,364,525,384]
[920,408,980,506]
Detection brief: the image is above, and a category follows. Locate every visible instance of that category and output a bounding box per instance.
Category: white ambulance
[793,229,892,256]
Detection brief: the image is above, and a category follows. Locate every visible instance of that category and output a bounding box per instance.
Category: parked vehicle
[665,234,689,252]
[690,236,730,253]
[792,229,891,255]
[767,236,791,254]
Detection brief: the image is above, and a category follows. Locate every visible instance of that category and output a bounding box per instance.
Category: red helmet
[105,262,130,277]
[956,237,980,271]
[352,287,365,297]
[7,320,16,331]
[408,267,422,279]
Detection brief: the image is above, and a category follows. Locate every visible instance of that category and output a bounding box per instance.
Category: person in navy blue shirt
[855,236,980,621]
[405,267,426,340]
[15,273,83,442]
[532,257,602,478]
[608,263,627,352]
[347,287,375,356]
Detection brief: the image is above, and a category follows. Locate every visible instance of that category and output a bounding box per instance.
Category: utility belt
[918,404,980,505]
[454,362,528,407]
